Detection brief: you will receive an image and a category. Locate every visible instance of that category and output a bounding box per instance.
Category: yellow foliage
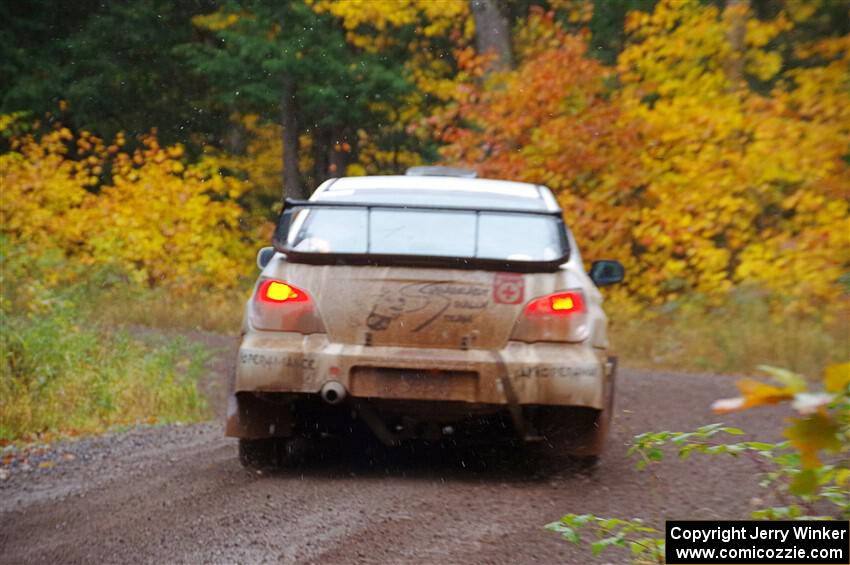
[311,0,471,101]
[825,362,850,394]
[615,0,850,313]
[191,10,243,31]
[215,114,284,198]
[436,0,848,316]
[784,412,843,469]
[1,121,253,290]
[310,0,470,46]
[709,362,847,476]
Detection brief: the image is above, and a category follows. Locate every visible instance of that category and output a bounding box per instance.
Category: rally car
[226,167,624,467]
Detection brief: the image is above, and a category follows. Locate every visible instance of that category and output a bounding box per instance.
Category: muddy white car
[226,167,624,467]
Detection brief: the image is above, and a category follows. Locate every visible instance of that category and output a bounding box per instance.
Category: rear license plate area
[350,367,477,401]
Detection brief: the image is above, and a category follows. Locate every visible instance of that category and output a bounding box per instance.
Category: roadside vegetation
[612,292,848,376]
[1,0,847,439]
[547,363,850,562]
[0,242,210,442]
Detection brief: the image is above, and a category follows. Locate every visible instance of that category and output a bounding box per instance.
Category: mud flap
[499,376,542,442]
[488,346,544,442]
[225,365,295,439]
[225,392,295,439]
[559,355,617,457]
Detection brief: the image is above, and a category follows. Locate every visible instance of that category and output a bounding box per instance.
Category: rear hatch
[275,263,551,349]
[268,198,571,350]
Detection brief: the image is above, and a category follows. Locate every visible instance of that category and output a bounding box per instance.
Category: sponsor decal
[444,314,474,324]
[493,273,524,305]
[510,365,598,379]
[240,352,316,371]
[366,281,490,332]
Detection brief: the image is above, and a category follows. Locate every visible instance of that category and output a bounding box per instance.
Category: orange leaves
[713,365,807,414]
[433,12,643,304]
[712,379,796,414]
[436,12,623,181]
[712,362,848,479]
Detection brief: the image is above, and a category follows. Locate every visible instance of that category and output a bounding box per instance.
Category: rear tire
[570,454,599,470]
[238,437,307,469]
[238,438,276,468]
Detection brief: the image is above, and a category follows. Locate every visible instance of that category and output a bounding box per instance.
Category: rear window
[282,206,566,262]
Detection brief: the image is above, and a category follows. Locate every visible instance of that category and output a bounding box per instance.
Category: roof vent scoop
[405,166,478,178]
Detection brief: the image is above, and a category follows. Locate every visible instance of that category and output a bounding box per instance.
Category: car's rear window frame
[272,198,571,273]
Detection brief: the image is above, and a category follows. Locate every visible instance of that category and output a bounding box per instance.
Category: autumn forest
[1,0,848,438]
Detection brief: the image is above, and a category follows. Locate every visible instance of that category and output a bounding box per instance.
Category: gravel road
[0,335,793,564]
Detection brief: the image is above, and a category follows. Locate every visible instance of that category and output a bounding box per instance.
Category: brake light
[525,291,585,316]
[251,278,325,333]
[511,289,589,343]
[258,280,309,303]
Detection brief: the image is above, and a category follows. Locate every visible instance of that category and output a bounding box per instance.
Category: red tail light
[524,291,585,317]
[511,289,589,343]
[258,280,310,304]
[251,278,325,333]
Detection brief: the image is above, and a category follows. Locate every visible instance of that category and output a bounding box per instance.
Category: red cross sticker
[493,273,524,304]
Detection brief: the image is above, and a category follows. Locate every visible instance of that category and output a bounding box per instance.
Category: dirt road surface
[0,335,792,564]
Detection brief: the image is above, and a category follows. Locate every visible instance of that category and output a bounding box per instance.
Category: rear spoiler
[280,198,564,217]
[272,198,570,273]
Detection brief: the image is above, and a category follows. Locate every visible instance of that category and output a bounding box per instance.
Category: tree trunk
[281,85,306,200]
[223,120,247,156]
[470,0,513,73]
[328,131,349,177]
[724,0,749,88]
[312,129,330,186]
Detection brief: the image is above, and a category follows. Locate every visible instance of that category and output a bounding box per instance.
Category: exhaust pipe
[320,381,347,405]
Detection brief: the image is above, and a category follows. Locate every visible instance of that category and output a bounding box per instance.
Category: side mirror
[256,246,276,270]
[589,260,624,287]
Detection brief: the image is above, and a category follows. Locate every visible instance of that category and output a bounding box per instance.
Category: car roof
[312,175,560,212]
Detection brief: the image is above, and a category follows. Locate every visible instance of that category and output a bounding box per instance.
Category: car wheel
[278,436,308,467]
[238,438,276,468]
[238,436,307,469]
[570,454,599,470]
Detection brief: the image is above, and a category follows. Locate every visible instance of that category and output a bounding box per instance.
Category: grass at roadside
[0,310,209,442]
[94,285,247,335]
[0,246,214,442]
[611,290,849,377]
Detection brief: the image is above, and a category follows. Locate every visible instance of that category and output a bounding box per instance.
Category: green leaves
[182,1,411,139]
[178,1,415,187]
[545,514,663,562]
[1,1,222,143]
[757,365,808,393]
[0,249,211,440]
[629,424,748,469]
[624,366,850,521]
[789,469,818,497]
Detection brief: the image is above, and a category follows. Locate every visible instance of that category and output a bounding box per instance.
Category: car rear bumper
[235,330,608,409]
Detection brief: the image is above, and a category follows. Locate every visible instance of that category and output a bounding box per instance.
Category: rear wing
[273,198,570,273]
